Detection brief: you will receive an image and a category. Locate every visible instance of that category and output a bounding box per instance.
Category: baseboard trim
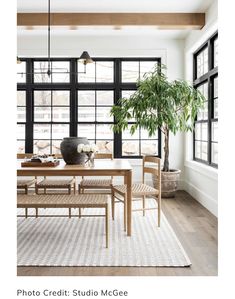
[184,180,218,217]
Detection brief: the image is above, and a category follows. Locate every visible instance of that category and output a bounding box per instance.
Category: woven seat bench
[17,194,109,248]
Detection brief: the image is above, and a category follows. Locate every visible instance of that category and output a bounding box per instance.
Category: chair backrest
[94,152,113,160]
[17,153,34,159]
[142,156,161,190]
[82,152,113,179]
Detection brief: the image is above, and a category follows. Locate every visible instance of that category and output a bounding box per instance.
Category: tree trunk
[163,128,169,172]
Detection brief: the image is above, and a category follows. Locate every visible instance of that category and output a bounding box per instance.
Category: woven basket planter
[152,169,181,198]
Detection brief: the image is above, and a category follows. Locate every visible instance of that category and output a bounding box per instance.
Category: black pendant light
[17,0,93,76]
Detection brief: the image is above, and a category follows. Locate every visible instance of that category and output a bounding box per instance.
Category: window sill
[184,160,218,181]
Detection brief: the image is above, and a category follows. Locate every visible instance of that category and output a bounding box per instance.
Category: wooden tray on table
[21,160,60,167]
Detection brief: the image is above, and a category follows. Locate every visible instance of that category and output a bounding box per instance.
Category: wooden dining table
[17,159,133,236]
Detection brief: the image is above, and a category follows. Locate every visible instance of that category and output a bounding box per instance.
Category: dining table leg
[125,169,132,236]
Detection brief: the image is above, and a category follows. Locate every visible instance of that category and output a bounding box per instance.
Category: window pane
[212,122,218,142]
[97,91,114,106]
[96,61,114,83]
[52,61,70,83]
[52,124,69,139]
[52,140,62,155]
[17,90,26,106]
[140,61,157,80]
[122,90,136,99]
[77,124,95,139]
[34,107,51,122]
[53,90,70,106]
[214,37,218,68]
[122,61,139,82]
[34,140,50,154]
[211,143,218,164]
[78,62,95,83]
[17,124,25,140]
[17,140,25,154]
[122,141,139,156]
[122,125,139,139]
[34,124,50,139]
[34,61,51,83]
[201,123,208,141]
[52,107,70,122]
[214,77,218,98]
[97,107,113,122]
[195,123,207,141]
[96,140,113,153]
[17,61,26,83]
[195,123,201,140]
[78,90,95,106]
[195,141,207,160]
[141,141,158,155]
[17,107,26,122]
[78,107,95,122]
[196,47,208,78]
[141,128,158,140]
[96,124,113,139]
[34,90,51,106]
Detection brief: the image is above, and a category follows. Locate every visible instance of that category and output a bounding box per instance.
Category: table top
[17,159,132,176]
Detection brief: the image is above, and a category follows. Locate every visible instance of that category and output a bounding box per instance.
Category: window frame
[17,57,162,158]
[193,32,218,168]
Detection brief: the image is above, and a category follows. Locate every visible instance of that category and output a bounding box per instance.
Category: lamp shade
[78,51,93,65]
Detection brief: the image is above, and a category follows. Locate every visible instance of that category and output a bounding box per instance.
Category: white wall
[184,0,218,216]
[18,34,185,186]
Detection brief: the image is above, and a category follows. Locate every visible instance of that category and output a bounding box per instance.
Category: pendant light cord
[47,0,51,76]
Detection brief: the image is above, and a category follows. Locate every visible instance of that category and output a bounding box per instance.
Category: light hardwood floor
[17,190,218,276]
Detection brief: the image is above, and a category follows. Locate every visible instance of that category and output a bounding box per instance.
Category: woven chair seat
[80,179,112,188]
[17,194,108,207]
[113,183,159,196]
[17,178,36,188]
[36,178,75,188]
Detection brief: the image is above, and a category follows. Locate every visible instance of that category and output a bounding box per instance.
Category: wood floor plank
[17,191,218,276]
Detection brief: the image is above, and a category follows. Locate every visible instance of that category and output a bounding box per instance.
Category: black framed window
[193,32,218,167]
[17,57,161,158]
[17,90,26,153]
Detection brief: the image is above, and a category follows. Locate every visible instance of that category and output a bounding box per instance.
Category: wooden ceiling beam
[17,13,205,29]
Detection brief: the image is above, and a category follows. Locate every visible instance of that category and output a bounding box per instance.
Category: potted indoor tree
[110,65,205,197]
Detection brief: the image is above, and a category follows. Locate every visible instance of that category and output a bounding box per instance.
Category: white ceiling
[17,0,215,39]
[17,0,214,13]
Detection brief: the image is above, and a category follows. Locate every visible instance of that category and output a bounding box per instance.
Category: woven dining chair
[17,153,36,194]
[78,153,113,194]
[35,154,76,195]
[111,156,161,231]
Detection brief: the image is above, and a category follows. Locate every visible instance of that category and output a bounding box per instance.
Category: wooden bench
[17,194,109,248]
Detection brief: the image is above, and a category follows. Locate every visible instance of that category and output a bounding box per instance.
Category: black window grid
[17,57,162,158]
[193,32,218,168]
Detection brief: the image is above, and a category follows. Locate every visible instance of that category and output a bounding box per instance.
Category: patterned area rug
[17,198,191,266]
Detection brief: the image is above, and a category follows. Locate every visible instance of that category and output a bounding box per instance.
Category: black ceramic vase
[60,137,89,165]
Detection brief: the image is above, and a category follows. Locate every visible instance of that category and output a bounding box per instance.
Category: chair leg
[111,189,115,220]
[124,194,127,232]
[35,208,38,218]
[158,196,161,227]
[25,208,28,219]
[142,195,146,216]
[105,204,109,248]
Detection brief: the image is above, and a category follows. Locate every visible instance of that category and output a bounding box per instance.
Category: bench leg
[111,189,115,220]
[35,208,38,218]
[69,208,71,218]
[78,208,82,218]
[124,194,127,232]
[25,208,28,219]
[142,195,146,216]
